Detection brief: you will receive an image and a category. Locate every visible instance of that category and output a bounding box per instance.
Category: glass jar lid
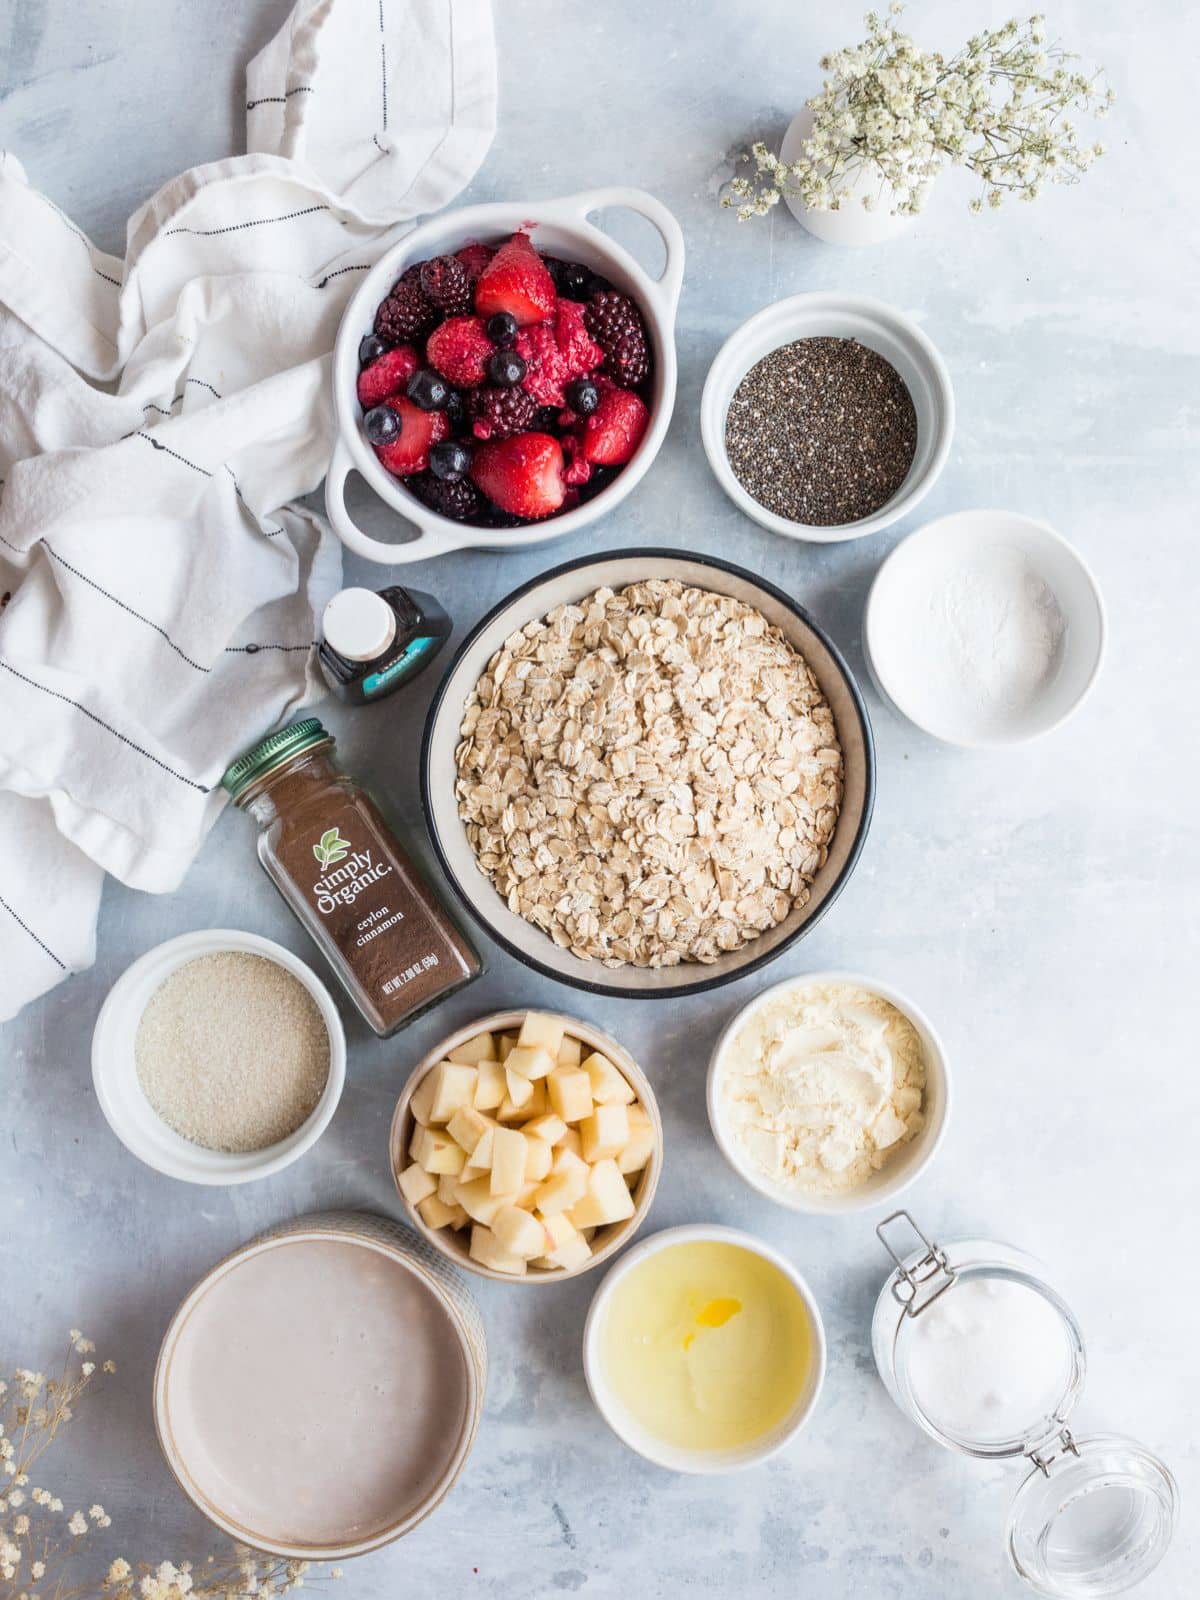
[1007,1433,1179,1597]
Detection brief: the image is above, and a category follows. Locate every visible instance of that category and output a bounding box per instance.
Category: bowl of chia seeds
[700,293,954,543]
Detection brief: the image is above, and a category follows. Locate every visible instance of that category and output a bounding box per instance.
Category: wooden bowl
[390,1010,662,1284]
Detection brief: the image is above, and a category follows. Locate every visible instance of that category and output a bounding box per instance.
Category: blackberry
[467,384,536,441]
[546,256,591,300]
[585,291,650,389]
[579,464,619,501]
[419,254,474,316]
[408,471,485,524]
[532,405,561,432]
[374,264,438,343]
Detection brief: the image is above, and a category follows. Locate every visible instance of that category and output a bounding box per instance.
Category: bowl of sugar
[92,928,346,1184]
[864,509,1106,748]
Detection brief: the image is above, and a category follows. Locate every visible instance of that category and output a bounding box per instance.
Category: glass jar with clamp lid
[871,1211,1178,1597]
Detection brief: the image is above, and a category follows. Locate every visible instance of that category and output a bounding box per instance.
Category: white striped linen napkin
[0,0,496,1020]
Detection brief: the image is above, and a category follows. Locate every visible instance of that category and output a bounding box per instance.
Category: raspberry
[585,291,650,389]
[420,255,474,316]
[515,302,603,407]
[374,264,438,342]
[455,242,495,282]
[409,471,486,523]
[426,315,493,388]
[467,384,537,441]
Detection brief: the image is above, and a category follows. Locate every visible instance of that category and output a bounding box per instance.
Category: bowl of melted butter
[582,1225,826,1472]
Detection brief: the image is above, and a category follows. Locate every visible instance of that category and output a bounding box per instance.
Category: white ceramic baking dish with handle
[325,187,684,564]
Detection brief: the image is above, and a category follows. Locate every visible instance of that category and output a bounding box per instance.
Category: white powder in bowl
[135,952,330,1152]
[718,981,927,1195]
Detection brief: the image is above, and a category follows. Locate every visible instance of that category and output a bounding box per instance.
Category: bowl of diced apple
[391,1010,662,1282]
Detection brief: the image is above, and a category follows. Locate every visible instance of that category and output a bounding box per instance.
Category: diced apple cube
[537,1211,578,1254]
[569,1159,636,1228]
[468,1125,495,1171]
[447,1031,496,1065]
[496,1032,518,1062]
[446,1105,493,1158]
[548,1066,592,1123]
[582,1051,635,1106]
[558,1126,583,1159]
[505,1044,555,1081]
[473,1059,506,1112]
[556,1033,583,1067]
[523,1137,552,1183]
[535,1151,590,1217]
[492,1204,546,1260]
[504,1067,534,1110]
[453,1177,509,1226]
[437,1172,460,1205]
[618,1117,656,1176]
[411,1125,466,1176]
[496,1095,525,1123]
[418,1193,463,1230]
[490,1126,527,1196]
[517,1012,566,1058]
[409,1070,436,1127]
[553,1145,589,1180]
[397,1162,436,1207]
[580,1103,630,1163]
[544,1233,593,1271]
[526,1080,548,1117]
[469,1224,527,1277]
[514,1180,541,1209]
[524,1113,567,1145]
[424,1061,478,1124]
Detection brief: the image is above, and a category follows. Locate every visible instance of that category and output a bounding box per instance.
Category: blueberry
[406,367,450,410]
[429,439,473,481]
[363,404,401,445]
[487,350,527,387]
[585,273,612,298]
[565,378,600,417]
[533,406,560,432]
[358,333,390,367]
[486,311,518,348]
[558,262,591,300]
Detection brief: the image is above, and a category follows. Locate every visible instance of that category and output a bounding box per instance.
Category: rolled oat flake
[725,337,917,526]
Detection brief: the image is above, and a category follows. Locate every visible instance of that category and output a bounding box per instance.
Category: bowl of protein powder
[707,970,950,1214]
[864,509,1107,747]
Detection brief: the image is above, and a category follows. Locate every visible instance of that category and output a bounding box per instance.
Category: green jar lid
[221,718,331,800]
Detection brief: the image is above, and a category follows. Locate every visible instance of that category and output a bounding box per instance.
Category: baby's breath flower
[721,5,1110,220]
[68,1510,88,1536]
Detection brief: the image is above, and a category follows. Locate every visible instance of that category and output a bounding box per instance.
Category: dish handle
[540,187,685,327]
[324,438,462,565]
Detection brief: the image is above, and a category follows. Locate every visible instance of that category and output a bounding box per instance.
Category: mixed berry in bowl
[355,232,653,528]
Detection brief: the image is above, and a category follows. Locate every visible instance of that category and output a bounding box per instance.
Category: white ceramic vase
[779,108,917,247]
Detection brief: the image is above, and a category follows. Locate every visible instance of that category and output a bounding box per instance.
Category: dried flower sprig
[1,1336,341,1600]
[723,5,1113,219]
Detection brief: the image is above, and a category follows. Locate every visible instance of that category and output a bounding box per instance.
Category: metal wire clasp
[876,1210,957,1317]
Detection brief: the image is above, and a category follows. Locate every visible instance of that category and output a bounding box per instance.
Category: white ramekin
[325,187,683,563]
[92,929,346,1185]
[582,1224,827,1473]
[864,509,1108,748]
[706,970,950,1215]
[700,292,954,543]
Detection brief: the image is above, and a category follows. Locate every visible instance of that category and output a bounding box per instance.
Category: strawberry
[581,386,649,466]
[474,231,557,328]
[455,241,496,282]
[515,301,604,407]
[426,315,493,388]
[373,397,449,477]
[356,344,419,408]
[470,432,566,519]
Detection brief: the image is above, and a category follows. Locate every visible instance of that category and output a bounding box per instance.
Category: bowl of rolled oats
[422,550,874,997]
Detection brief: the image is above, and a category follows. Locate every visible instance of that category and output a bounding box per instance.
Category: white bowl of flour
[864,509,1107,747]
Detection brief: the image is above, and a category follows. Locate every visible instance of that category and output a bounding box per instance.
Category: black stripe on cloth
[42,543,210,673]
[134,432,210,476]
[225,642,314,654]
[378,0,389,130]
[38,194,121,287]
[223,465,286,538]
[0,659,210,792]
[162,205,331,240]
[246,85,314,110]
[0,891,67,970]
[314,264,369,289]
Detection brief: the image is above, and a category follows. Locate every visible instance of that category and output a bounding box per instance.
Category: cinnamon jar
[222,719,480,1036]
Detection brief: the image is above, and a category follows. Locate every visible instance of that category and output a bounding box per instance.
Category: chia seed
[724,337,918,526]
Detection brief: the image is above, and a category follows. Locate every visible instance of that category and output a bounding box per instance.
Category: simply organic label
[311,827,393,914]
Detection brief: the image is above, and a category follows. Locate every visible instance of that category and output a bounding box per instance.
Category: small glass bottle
[222,719,480,1036]
[318,585,452,705]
